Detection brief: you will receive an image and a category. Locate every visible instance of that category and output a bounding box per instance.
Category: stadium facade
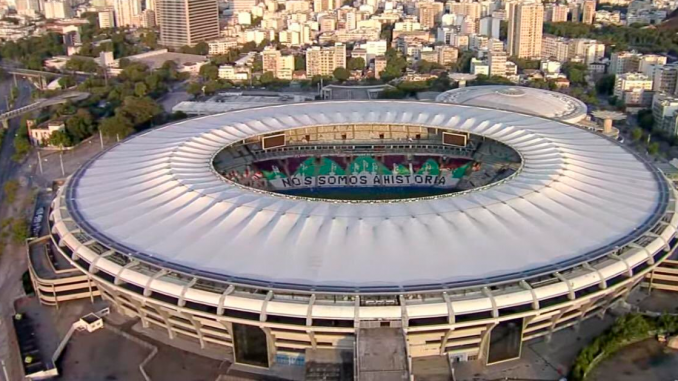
[50,101,677,368]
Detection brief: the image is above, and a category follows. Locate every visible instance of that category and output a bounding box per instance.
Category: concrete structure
[27,236,100,308]
[590,110,626,136]
[436,86,588,123]
[507,1,543,59]
[156,0,220,48]
[546,4,569,22]
[49,101,677,369]
[113,49,209,73]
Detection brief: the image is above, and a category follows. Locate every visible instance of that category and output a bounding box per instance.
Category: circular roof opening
[212,126,522,201]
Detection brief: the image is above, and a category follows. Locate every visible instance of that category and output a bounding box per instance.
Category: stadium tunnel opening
[212,124,522,201]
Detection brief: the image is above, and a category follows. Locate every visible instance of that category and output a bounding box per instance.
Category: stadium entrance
[213,124,522,201]
[233,323,270,368]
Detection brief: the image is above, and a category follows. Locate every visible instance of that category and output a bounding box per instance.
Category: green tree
[417,60,444,73]
[648,141,660,155]
[203,80,223,95]
[347,57,365,70]
[49,130,72,148]
[134,82,149,97]
[260,71,275,85]
[199,64,219,80]
[65,109,94,142]
[11,218,28,244]
[631,127,644,141]
[99,115,134,139]
[333,67,350,82]
[294,55,306,71]
[117,96,162,127]
[596,74,616,95]
[637,109,655,130]
[4,180,18,204]
[187,82,203,97]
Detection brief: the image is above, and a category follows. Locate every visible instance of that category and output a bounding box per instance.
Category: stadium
[49,101,678,371]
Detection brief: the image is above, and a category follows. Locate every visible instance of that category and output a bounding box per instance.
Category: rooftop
[59,101,666,292]
[435,85,588,123]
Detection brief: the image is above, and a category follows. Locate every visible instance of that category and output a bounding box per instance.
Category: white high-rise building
[507,1,544,59]
[114,0,143,27]
[44,0,72,19]
[156,0,220,48]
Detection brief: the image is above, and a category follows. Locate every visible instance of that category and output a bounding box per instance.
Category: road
[0,77,35,381]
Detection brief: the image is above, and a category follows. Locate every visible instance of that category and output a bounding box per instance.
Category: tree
[58,76,76,89]
[347,57,365,70]
[637,109,655,130]
[596,74,616,95]
[203,80,222,95]
[49,130,72,148]
[417,60,444,73]
[4,180,18,204]
[199,64,219,80]
[134,82,149,97]
[631,127,644,141]
[563,62,587,85]
[648,141,660,155]
[117,96,162,127]
[141,30,158,49]
[11,218,28,244]
[333,67,350,82]
[66,109,94,142]
[99,115,134,139]
[260,71,275,85]
[193,42,209,55]
[294,55,306,71]
[379,88,406,99]
[187,82,203,98]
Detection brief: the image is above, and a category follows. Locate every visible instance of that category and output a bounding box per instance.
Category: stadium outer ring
[49,101,678,363]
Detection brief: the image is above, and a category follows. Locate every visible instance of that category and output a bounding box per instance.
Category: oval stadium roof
[64,101,664,291]
[436,86,588,123]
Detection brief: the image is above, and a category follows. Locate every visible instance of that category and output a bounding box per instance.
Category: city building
[374,55,387,79]
[418,2,444,29]
[478,16,500,38]
[614,72,653,105]
[27,119,65,146]
[305,43,347,76]
[43,0,72,19]
[114,0,142,27]
[156,0,220,48]
[507,1,544,59]
[98,10,115,28]
[545,4,569,22]
[488,50,507,77]
[652,64,678,94]
[207,37,238,55]
[262,47,295,80]
[609,51,642,75]
[582,0,596,24]
[218,65,250,81]
[653,92,678,136]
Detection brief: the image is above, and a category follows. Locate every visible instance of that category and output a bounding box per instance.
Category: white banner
[269,174,460,190]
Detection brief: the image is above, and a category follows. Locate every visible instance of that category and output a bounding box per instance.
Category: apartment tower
[507,1,544,59]
[156,0,220,48]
